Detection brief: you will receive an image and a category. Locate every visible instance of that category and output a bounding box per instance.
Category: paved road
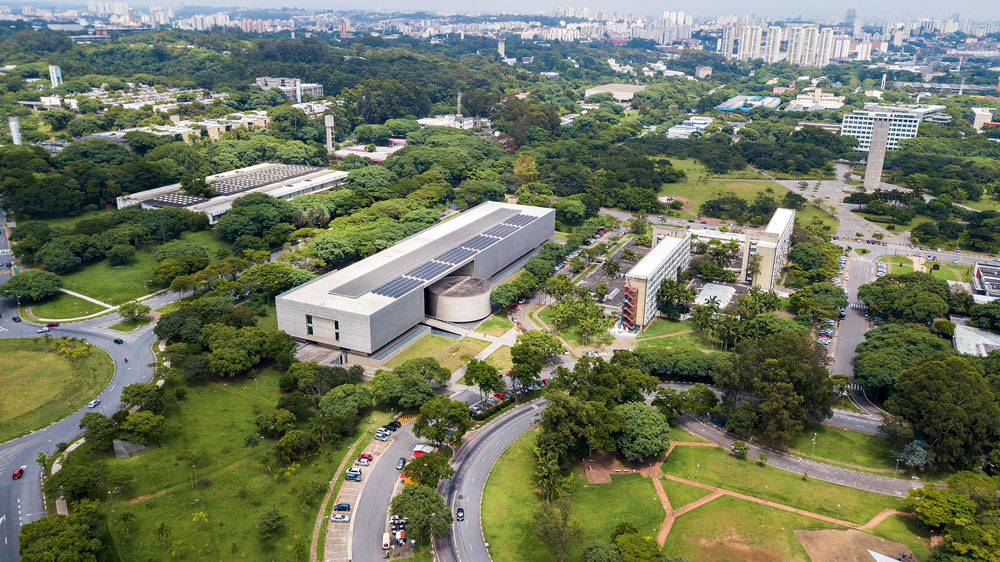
[350,427,418,562]
[0,290,174,560]
[436,401,545,562]
[831,251,873,380]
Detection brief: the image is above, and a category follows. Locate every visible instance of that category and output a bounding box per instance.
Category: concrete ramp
[421,317,472,336]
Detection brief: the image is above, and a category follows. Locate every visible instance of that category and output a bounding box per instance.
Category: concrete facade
[840,105,923,151]
[863,119,890,191]
[276,202,555,355]
[426,276,492,322]
[622,232,691,331]
[742,208,795,291]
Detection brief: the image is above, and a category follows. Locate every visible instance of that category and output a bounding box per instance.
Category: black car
[456,508,465,522]
[113,338,124,344]
[12,316,21,322]
[396,457,406,470]
[387,420,401,430]
[333,503,350,512]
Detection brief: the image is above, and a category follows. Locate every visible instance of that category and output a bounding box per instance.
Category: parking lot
[573,236,649,311]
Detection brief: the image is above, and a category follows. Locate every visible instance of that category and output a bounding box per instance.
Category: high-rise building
[786,26,811,65]
[841,106,921,151]
[742,209,795,291]
[720,25,737,59]
[763,26,782,63]
[497,39,505,58]
[622,232,691,331]
[48,65,62,88]
[7,116,21,146]
[324,114,335,153]
[845,8,856,26]
[862,120,890,190]
[816,28,835,67]
[737,25,762,60]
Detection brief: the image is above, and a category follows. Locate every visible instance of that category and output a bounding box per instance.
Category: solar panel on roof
[373,277,423,298]
[436,247,476,264]
[462,236,497,251]
[483,224,519,238]
[504,214,537,227]
[406,261,453,280]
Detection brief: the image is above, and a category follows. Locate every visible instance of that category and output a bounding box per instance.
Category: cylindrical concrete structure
[426,276,491,323]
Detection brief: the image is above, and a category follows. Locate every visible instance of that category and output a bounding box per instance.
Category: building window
[335,332,340,341]
[307,326,313,335]
[334,320,339,330]
[306,314,313,324]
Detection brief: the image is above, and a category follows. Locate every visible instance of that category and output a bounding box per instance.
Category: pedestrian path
[59,288,112,308]
[82,315,153,342]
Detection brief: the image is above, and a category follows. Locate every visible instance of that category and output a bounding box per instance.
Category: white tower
[48,65,62,88]
[497,39,505,58]
[295,82,302,104]
[8,116,21,145]
[457,90,463,116]
[324,114,335,153]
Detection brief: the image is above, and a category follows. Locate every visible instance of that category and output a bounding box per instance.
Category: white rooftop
[953,324,1000,357]
[765,208,796,235]
[695,283,736,309]
[627,234,688,280]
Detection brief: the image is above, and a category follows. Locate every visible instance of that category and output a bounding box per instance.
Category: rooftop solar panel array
[372,277,424,298]
[436,247,477,265]
[504,214,537,227]
[143,164,325,209]
[406,261,452,280]
[462,235,497,251]
[483,224,519,238]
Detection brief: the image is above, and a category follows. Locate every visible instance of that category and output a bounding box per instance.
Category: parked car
[345,468,362,482]
[374,433,389,442]
[12,466,24,480]
[87,399,100,408]
[355,458,370,466]
[357,453,373,462]
[36,327,49,333]
[493,392,505,400]
[333,503,351,512]
[331,514,350,522]
[456,507,465,522]
[387,421,401,430]
[396,457,406,471]
[46,322,59,327]
[11,316,20,322]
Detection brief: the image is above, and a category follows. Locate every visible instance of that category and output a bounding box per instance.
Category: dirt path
[672,490,724,518]
[860,508,915,530]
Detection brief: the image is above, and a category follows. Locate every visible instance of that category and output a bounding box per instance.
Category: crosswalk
[0,248,11,255]
[850,303,868,311]
[82,315,153,343]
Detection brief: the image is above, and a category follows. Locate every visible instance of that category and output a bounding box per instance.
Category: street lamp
[811,432,817,456]
[108,490,115,510]
[894,458,900,477]
[836,503,841,524]
[695,463,700,482]
[761,485,768,527]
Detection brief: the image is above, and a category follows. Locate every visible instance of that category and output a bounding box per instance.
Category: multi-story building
[276,202,555,356]
[737,25,762,60]
[621,232,691,331]
[786,26,814,66]
[840,105,924,151]
[255,77,324,101]
[742,208,795,291]
[970,107,997,132]
[763,26,782,63]
[817,28,835,66]
[720,25,736,59]
[48,65,62,88]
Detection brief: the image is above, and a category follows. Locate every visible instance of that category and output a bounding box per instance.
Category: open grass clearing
[29,291,108,319]
[256,303,278,332]
[662,476,712,509]
[482,431,663,562]
[927,262,972,283]
[870,514,931,561]
[109,317,152,332]
[59,250,160,305]
[669,426,708,443]
[59,367,364,562]
[179,229,232,257]
[797,203,840,236]
[0,338,113,443]
[659,179,787,210]
[477,314,514,337]
[384,334,455,369]
[32,209,113,232]
[637,318,689,339]
[661,446,905,524]
[485,345,513,373]
[636,331,713,351]
[662,158,767,180]
[787,423,894,471]
[663,494,830,561]
[437,337,491,372]
[537,306,585,348]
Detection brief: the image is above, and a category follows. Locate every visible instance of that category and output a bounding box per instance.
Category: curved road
[436,400,545,562]
[0,295,162,561]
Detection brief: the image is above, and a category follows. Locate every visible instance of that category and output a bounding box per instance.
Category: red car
[46,322,59,327]
[357,453,373,462]
[12,467,24,480]
[494,392,506,400]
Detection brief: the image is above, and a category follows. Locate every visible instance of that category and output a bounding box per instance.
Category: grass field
[881,255,913,271]
[482,431,663,562]
[536,306,585,348]
[179,229,231,257]
[788,423,894,471]
[109,317,152,332]
[636,332,712,351]
[927,262,973,283]
[797,203,840,235]
[870,514,932,560]
[0,338,113,443]
[59,250,160,305]
[665,158,767,180]
[661,446,905,524]
[668,426,708,443]
[59,367,360,562]
[659,179,785,210]
[637,318,689,339]
[437,337,491,372]
[477,314,514,337]
[34,209,113,231]
[385,334,456,369]
[29,291,108,319]
[856,211,936,234]
[485,345,513,373]
[664,494,830,561]
[257,303,278,332]
[662,476,712,509]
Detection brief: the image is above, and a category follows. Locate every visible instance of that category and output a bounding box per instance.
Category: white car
[331,514,350,522]
[36,327,49,333]
[355,458,370,466]
[87,399,100,408]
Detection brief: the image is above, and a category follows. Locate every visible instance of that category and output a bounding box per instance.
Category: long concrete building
[276,202,555,355]
[622,232,692,331]
[742,208,795,290]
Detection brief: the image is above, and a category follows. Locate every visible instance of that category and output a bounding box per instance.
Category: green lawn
[637,318,689,339]
[59,250,161,305]
[788,423,895,471]
[437,337,491,372]
[257,303,278,332]
[636,332,713,351]
[668,426,708,443]
[0,338,113,443]
[882,255,913,272]
[870,514,932,560]
[482,431,663,562]
[384,334,456,369]
[179,229,232,257]
[661,158,766,180]
[33,209,113,232]
[659,179,787,210]
[661,446,905,524]
[797,203,840,236]
[109,317,152,332]
[927,262,973,283]
[661,477,712,510]
[485,345,513,373]
[29,291,108,319]
[537,306,585,348]
[477,314,514,337]
[856,211,936,234]
[59,367,360,562]
[664,494,830,561]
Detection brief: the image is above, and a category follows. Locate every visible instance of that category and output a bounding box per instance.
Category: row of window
[305,315,340,340]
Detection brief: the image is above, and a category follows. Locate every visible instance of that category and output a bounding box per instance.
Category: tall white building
[737,25,762,60]
[816,28,835,66]
[764,26,782,63]
[48,65,62,88]
[841,106,922,151]
[720,25,737,59]
[786,26,833,67]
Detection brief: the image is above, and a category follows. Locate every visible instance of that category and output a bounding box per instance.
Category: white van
[382,532,391,550]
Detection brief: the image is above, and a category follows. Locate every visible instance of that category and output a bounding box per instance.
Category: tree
[613,403,671,462]
[237,262,315,296]
[615,532,661,562]
[117,300,151,321]
[106,244,135,266]
[256,509,285,542]
[853,325,952,396]
[656,279,694,319]
[120,382,165,413]
[510,330,562,392]
[683,383,718,415]
[79,412,117,451]
[318,384,371,418]
[414,396,471,447]
[179,174,216,198]
[731,440,749,457]
[370,368,435,410]
[532,494,581,562]
[389,485,452,543]
[582,541,624,562]
[244,434,260,458]
[462,358,504,405]
[116,510,136,535]
[255,409,297,438]
[119,410,166,444]
[19,515,101,562]
[603,259,621,277]
[0,269,62,301]
[402,451,455,487]
[885,355,1000,469]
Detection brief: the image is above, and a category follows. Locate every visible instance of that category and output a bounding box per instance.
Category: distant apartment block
[255,77,324,101]
[694,65,712,79]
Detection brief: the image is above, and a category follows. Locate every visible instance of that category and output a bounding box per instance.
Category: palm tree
[308,415,332,445]
[116,511,135,535]
[153,522,171,549]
